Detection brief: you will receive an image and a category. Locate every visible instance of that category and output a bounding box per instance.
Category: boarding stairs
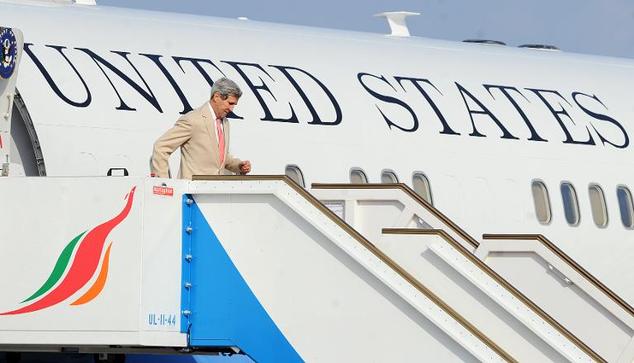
[311,183,634,362]
[0,176,630,362]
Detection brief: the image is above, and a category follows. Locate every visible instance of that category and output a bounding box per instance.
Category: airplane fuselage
[2,1,634,301]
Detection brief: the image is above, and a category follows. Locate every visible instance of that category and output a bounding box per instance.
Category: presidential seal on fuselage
[0,28,18,79]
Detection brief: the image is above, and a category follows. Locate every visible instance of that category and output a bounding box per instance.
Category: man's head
[209,77,242,119]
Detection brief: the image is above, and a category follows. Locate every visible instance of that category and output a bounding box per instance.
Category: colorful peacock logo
[0,186,137,315]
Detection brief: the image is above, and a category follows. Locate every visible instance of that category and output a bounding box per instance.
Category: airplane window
[285,165,305,188]
[531,180,551,224]
[412,172,433,205]
[588,184,608,228]
[381,170,399,184]
[350,168,368,184]
[561,182,580,226]
[617,186,634,229]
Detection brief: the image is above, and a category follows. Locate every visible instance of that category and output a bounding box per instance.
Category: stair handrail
[384,228,606,363]
[483,233,634,318]
[192,175,514,361]
[311,183,480,248]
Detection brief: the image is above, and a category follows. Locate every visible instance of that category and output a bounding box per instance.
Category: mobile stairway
[0,176,620,362]
[311,183,634,362]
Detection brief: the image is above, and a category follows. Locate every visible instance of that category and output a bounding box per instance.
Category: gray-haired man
[151,77,252,179]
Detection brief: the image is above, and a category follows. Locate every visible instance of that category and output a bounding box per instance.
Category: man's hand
[239,160,251,175]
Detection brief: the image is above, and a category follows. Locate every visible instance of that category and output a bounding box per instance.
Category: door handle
[4,93,13,120]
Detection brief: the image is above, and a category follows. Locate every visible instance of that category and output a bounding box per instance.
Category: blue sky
[98,0,634,59]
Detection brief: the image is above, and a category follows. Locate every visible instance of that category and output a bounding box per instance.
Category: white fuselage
[2,1,634,301]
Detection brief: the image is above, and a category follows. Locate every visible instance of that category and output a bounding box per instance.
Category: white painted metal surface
[377,232,595,362]
[311,185,478,251]
[0,177,187,348]
[374,11,420,37]
[0,0,633,359]
[313,184,634,360]
[478,237,634,362]
[189,179,501,361]
[0,177,512,361]
[0,2,632,305]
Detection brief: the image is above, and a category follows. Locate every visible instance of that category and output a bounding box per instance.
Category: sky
[97,0,634,59]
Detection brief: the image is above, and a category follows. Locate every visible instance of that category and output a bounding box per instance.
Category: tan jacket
[151,103,242,179]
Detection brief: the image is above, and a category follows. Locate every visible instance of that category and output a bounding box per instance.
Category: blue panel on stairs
[184,197,303,363]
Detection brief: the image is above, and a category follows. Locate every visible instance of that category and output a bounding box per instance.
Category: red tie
[216,118,225,166]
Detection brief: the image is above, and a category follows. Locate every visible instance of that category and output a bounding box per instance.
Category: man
[151,77,252,179]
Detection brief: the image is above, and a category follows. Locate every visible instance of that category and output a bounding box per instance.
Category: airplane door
[0,27,23,176]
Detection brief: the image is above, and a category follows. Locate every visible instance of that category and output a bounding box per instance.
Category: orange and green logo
[0,186,136,315]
